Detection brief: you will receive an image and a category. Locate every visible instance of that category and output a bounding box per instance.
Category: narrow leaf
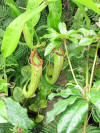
[79,38,95,46]
[47,0,62,31]
[48,87,82,100]
[72,0,100,15]
[1,2,47,57]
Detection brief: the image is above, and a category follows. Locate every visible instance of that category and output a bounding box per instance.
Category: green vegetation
[0,0,100,133]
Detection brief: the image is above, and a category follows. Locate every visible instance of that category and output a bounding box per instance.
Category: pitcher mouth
[30,49,43,67]
[53,47,65,56]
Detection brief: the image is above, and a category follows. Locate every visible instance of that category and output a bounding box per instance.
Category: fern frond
[40,121,57,133]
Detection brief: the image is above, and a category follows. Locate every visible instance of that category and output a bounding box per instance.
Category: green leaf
[88,89,100,112]
[0,28,5,38]
[86,126,100,133]
[0,123,12,133]
[92,107,100,123]
[46,96,79,124]
[0,79,8,94]
[1,1,47,57]
[72,0,100,15]
[92,81,100,90]
[57,99,88,133]
[6,0,42,49]
[47,0,62,31]
[58,22,67,34]
[5,0,21,17]
[0,99,8,123]
[48,87,82,100]
[79,28,96,36]
[23,0,43,48]
[42,28,66,40]
[5,98,34,130]
[44,41,60,56]
[13,87,25,102]
[79,38,95,46]
[76,4,90,28]
[35,114,44,123]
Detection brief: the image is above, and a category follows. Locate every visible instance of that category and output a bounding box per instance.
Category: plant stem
[85,46,90,98]
[89,43,99,91]
[63,39,84,95]
[83,113,88,133]
[33,42,46,49]
[86,54,89,89]
[3,58,7,82]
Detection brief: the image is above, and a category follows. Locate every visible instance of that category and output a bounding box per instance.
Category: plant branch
[86,54,89,89]
[33,42,46,49]
[83,113,88,133]
[89,43,99,91]
[63,39,84,95]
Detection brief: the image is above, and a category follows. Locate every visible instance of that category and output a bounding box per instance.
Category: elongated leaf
[77,126,100,133]
[72,0,100,15]
[5,0,21,17]
[47,0,62,31]
[76,4,90,28]
[44,41,60,56]
[0,99,8,123]
[79,28,96,36]
[87,126,100,133]
[79,38,95,46]
[57,99,88,133]
[46,96,79,124]
[5,98,34,130]
[6,0,41,49]
[1,1,47,57]
[23,0,43,48]
[48,87,82,100]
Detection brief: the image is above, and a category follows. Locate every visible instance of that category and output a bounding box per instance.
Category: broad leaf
[1,1,47,57]
[46,96,79,124]
[5,98,34,130]
[13,87,25,102]
[0,99,8,123]
[57,99,88,133]
[88,89,100,112]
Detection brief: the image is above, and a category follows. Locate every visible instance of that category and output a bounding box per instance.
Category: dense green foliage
[0,0,100,133]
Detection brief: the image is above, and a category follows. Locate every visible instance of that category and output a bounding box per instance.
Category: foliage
[0,0,100,132]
